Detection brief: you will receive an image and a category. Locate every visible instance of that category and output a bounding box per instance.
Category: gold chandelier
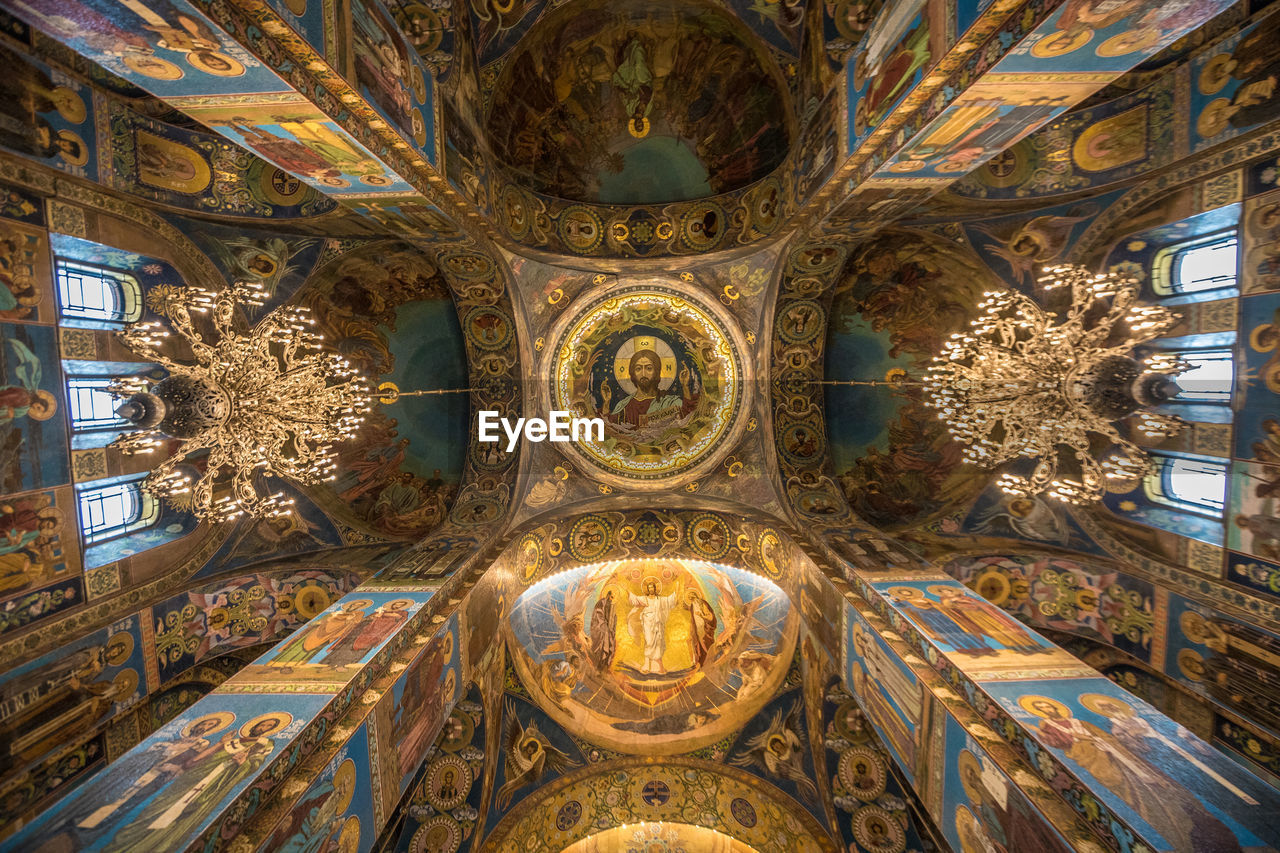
[820,264,1190,505]
[922,264,1188,504]
[110,280,374,522]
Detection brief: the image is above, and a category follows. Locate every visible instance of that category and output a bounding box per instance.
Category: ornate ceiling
[2,0,1280,851]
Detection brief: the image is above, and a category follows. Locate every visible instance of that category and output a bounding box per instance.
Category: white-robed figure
[628,577,678,674]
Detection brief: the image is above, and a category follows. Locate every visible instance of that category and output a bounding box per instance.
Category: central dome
[486,0,791,204]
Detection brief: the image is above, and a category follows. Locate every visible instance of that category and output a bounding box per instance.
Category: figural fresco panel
[506,559,798,754]
[986,678,1279,851]
[238,590,432,691]
[0,216,54,326]
[821,680,943,853]
[0,41,98,182]
[10,690,328,852]
[0,321,69,494]
[370,610,462,805]
[842,602,923,782]
[938,708,1074,853]
[1192,12,1280,153]
[0,613,146,778]
[260,717,376,853]
[845,0,956,153]
[0,484,80,613]
[383,685,486,853]
[875,0,1235,182]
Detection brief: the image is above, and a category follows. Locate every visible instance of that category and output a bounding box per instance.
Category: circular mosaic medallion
[410,814,461,853]
[425,755,471,810]
[439,708,474,752]
[464,307,513,351]
[558,205,604,253]
[515,533,544,582]
[851,805,906,853]
[833,699,866,741]
[439,251,494,279]
[550,285,746,485]
[779,421,823,467]
[777,300,824,344]
[788,243,844,275]
[500,185,531,239]
[758,530,784,580]
[555,800,583,831]
[750,178,781,233]
[729,796,757,827]
[105,630,135,666]
[838,747,886,801]
[680,201,727,251]
[1178,647,1207,682]
[568,515,611,562]
[687,513,730,560]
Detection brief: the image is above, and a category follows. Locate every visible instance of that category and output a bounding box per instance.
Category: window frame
[1143,452,1228,518]
[66,376,130,433]
[1166,347,1235,405]
[1151,229,1239,298]
[76,477,159,545]
[54,258,143,325]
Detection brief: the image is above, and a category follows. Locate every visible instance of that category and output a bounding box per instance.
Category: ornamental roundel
[410,814,462,853]
[758,529,784,580]
[550,285,747,485]
[568,515,612,562]
[439,251,495,279]
[558,205,604,253]
[687,513,731,560]
[555,800,583,831]
[464,306,513,351]
[838,747,887,802]
[729,796,757,828]
[425,754,472,810]
[680,201,727,251]
[852,805,906,853]
[516,532,544,582]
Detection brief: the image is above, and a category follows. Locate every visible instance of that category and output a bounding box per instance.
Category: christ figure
[628,579,678,674]
[598,349,698,431]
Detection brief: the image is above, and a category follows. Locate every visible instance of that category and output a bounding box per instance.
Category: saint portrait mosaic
[550,285,745,484]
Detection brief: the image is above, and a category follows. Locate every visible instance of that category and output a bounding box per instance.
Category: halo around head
[613,335,677,395]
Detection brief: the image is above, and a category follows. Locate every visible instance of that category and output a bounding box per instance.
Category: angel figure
[730,700,817,801]
[970,206,1096,285]
[495,703,579,811]
[969,494,1071,545]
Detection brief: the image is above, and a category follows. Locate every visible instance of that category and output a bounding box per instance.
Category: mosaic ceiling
[484,0,793,205]
[3,0,1280,850]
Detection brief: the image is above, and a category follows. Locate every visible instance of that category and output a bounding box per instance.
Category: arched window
[1152,230,1238,297]
[55,258,142,324]
[1169,348,1234,404]
[1144,452,1228,517]
[67,377,128,432]
[77,477,158,544]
